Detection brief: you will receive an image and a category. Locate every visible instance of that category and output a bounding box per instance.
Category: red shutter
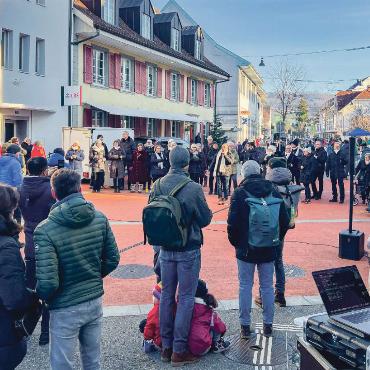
[210,84,215,108]
[179,122,185,139]
[141,63,147,95]
[187,77,192,104]
[83,45,93,84]
[83,108,92,127]
[198,81,204,106]
[109,54,115,88]
[157,67,162,97]
[114,54,121,89]
[165,120,171,136]
[179,75,184,102]
[134,117,140,136]
[108,114,115,128]
[165,71,171,100]
[135,61,142,94]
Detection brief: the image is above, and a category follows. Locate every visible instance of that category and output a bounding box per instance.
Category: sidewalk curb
[103,295,323,317]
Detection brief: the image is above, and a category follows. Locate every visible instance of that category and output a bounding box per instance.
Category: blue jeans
[237,259,274,326]
[274,240,285,294]
[217,175,229,199]
[49,297,103,370]
[159,249,201,353]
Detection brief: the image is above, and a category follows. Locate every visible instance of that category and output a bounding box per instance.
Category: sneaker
[171,351,200,367]
[329,198,337,203]
[211,337,230,353]
[254,296,263,308]
[161,348,173,363]
[39,332,49,346]
[263,323,273,337]
[275,292,286,307]
[240,325,252,340]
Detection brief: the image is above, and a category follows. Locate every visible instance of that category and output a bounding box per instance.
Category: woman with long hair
[213,143,233,205]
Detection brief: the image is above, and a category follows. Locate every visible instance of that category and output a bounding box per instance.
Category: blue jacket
[48,153,69,168]
[0,154,23,187]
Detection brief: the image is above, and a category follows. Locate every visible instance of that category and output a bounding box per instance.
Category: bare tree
[351,106,370,130]
[269,59,306,133]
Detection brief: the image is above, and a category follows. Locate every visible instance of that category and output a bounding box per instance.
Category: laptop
[312,265,370,337]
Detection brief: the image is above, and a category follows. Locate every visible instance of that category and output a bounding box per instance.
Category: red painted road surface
[81,180,370,306]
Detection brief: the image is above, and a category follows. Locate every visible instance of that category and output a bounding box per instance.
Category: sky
[154,0,370,93]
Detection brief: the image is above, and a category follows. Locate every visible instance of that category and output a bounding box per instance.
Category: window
[92,110,107,127]
[120,116,135,129]
[171,73,179,101]
[171,28,180,51]
[194,39,201,60]
[1,29,13,69]
[103,0,115,24]
[191,79,197,105]
[92,49,106,86]
[121,57,133,91]
[147,64,157,96]
[147,118,155,137]
[19,34,30,72]
[142,14,151,39]
[36,0,46,5]
[35,38,45,75]
[204,83,211,107]
[171,121,181,138]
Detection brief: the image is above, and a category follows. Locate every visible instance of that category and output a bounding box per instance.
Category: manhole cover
[284,264,305,278]
[224,331,288,367]
[110,264,154,279]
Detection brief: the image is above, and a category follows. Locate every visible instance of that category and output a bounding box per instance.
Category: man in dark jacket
[207,143,219,194]
[19,157,55,346]
[326,141,347,203]
[341,140,350,178]
[312,140,327,200]
[289,140,303,184]
[227,160,290,339]
[120,131,136,190]
[34,169,120,370]
[149,146,212,366]
[189,143,205,184]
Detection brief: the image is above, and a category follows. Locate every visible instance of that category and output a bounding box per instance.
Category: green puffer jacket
[34,193,120,310]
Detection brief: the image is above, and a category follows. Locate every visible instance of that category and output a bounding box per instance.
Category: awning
[89,103,201,123]
[0,102,56,113]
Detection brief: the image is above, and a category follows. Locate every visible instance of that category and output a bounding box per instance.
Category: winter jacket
[230,150,240,175]
[31,145,46,159]
[21,142,33,162]
[286,152,300,175]
[108,147,125,178]
[227,174,290,264]
[65,149,85,174]
[149,169,212,251]
[89,144,106,173]
[207,148,218,168]
[189,152,205,175]
[213,151,233,177]
[34,193,120,310]
[150,153,167,178]
[265,167,292,186]
[47,152,69,168]
[19,176,55,259]
[341,143,350,161]
[300,154,315,184]
[326,150,347,179]
[143,303,161,347]
[0,218,36,356]
[188,298,227,356]
[130,150,149,184]
[120,137,136,164]
[312,147,327,174]
[356,160,370,187]
[0,154,23,187]
[242,148,260,164]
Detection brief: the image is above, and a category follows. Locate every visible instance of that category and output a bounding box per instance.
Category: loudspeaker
[339,230,365,260]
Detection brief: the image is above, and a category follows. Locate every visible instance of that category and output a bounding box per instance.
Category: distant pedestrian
[65,142,85,177]
[194,133,201,144]
[207,143,219,195]
[48,148,69,169]
[301,147,315,204]
[0,144,23,188]
[144,139,155,191]
[120,131,136,190]
[355,153,370,204]
[311,140,327,200]
[228,142,240,194]
[34,169,120,370]
[108,140,125,193]
[21,137,33,162]
[31,140,46,159]
[214,143,233,205]
[189,144,204,184]
[150,145,166,183]
[289,139,303,184]
[89,139,106,193]
[130,143,149,193]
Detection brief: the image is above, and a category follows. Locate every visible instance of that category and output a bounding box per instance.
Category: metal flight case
[303,313,370,369]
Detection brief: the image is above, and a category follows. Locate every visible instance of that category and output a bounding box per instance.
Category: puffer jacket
[34,193,120,310]
[227,174,290,264]
[144,303,161,347]
[188,298,227,356]
[31,145,46,159]
[0,154,23,187]
[19,176,55,259]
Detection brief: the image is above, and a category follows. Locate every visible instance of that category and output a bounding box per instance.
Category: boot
[240,325,252,340]
[171,351,200,367]
[263,323,273,337]
[275,292,286,307]
[39,331,49,346]
[161,348,173,363]
[329,198,337,203]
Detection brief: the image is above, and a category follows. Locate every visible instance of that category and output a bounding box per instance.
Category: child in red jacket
[188,279,230,355]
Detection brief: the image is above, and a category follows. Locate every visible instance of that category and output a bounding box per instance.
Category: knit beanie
[241,160,261,179]
[6,144,21,154]
[268,157,287,169]
[169,146,190,169]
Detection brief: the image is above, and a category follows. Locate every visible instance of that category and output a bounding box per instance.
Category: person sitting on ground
[31,140,46,159]
[65,142,85,177]
[227,160,290,339]
[188,279,229,356]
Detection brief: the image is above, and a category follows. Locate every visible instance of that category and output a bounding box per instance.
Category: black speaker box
[339,230,364,260]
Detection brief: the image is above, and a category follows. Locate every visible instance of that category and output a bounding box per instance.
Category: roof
[120,0,144,7]
[355,88,370,100]
[74,1,230,78]
[153,12,177,23]
[182,25,199,35]
[336,90,361,110]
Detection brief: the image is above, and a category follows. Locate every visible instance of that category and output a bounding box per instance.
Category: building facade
[73,0,229,142]
[162,0,266,142]
[0,0,69,153]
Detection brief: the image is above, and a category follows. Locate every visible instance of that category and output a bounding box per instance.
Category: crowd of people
[0,131,370,369]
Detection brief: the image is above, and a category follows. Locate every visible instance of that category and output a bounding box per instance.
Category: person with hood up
[227,160,290,339]
[130,143,149,193]
[65,142,85,177]
[30,140,46,159]
[0,144,23,188]
[47,148,69,169]
[19,157,55,346]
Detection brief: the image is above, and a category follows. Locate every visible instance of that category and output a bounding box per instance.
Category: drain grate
[284,264,305,278]
[110,264,154,279]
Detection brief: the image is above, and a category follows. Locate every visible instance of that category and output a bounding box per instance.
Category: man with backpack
[227,160,290,339]
[144,146,212,366]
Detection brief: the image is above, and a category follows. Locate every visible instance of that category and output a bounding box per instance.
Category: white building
[162,0,266,142]
[0,0,69,152]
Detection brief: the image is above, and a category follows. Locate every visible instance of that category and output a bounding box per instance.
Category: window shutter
[108,114,115,128]
[109,53,115,88]
[187,77,191,104]
[83,108,92,127]
[114,54,121,89]
[210,84,215,107]
[179,122,185,139]
[165,120,171,136]
[198,81,204,106]
[135,61,142,94]
[179,74,184,102]
[134,117,141,136]
[165,71,171,100]
[141,63,147,95]
[83,45,93,84]
[157,67,162,97]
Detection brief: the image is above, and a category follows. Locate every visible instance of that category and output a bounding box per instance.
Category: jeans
[331,177,345,201]
[159,249,201,353]
[49,297,103,370]
[312,171,324,198]
[217,175,229,199]
[229,174,238,194]
[303,182,312,200]
[237,259,274,326]
[274,241,285,294]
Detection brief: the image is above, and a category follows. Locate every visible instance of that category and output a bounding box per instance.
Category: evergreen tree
[295,98,309,137]
[209,115,227,145]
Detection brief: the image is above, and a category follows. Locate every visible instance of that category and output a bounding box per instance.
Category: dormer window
[103,0,115,24]
[142,13,151,39]
[171,28,180,52]
[195,39,201,60]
